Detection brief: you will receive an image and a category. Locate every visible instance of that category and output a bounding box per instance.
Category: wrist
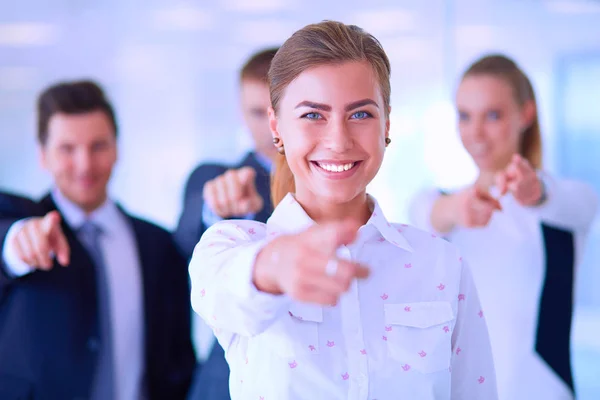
[534,175,548,206]
[252,245,283,295]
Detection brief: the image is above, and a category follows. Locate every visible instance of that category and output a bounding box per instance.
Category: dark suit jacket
[0,191,40,219]
[175,152,273,400]
[0,192,196,400]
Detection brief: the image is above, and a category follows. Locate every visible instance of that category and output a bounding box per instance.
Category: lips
[77,176,98,188]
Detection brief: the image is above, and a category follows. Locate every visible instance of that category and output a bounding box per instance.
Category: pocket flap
[384,301,453,328]
[288,302,323,323]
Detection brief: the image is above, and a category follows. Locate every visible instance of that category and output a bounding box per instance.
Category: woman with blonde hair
[190,21,498,400]
[410,54,598,400]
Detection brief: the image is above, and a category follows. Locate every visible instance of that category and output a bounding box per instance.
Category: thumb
[474,187,502,211]
[308,220,361,254]
[237,194,264,215]
[495,171,509,196]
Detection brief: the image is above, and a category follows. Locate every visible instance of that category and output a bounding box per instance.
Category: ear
[113,140,119,166]
[521,100,536,131]
[268,106,280,142]
[385,106,391,139]
[38,143,47,170]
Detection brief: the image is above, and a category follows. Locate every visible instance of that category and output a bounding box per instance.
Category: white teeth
[317,162,355,172]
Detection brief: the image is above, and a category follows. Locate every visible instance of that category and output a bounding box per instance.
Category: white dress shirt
[2,188,145,400]
[409,174,598,400]
[190,193,498,400]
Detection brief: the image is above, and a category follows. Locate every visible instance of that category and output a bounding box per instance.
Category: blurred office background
[1,0,598,397]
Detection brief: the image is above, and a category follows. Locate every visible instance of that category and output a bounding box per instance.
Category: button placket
[338,245,369,400]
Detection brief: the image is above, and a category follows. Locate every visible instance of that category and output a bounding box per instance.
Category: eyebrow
[294,98,379,112]
[295,101,331,111]
[344,98,378,111]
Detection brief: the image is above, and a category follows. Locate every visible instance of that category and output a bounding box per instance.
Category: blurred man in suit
[0,81,196,400]
[176,47,278,400]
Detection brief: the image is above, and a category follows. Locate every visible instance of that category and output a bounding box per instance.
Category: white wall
[1,0,599,396]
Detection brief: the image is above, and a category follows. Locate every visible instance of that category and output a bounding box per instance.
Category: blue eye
[458,111,469,122]
[487,111,501,121]
[351,111,371,120]
[302,112,322,120]
[92,142,109,152]
[59,144,74,154]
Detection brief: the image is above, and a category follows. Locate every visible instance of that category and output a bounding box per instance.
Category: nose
[74,148,94,173]
[324,118,353,153]
[462,116,485,140]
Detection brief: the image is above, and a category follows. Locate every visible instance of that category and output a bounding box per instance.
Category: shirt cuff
[529,171,558,213]
[2,219,34,278]
[202,203,256,228]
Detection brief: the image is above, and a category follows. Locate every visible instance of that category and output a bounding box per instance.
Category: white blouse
[190,193,498,400]
[409,173,598,400]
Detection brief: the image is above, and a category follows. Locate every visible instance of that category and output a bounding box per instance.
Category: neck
[81,198,107,215]
[295,190,371,225]
[55,188,108,216]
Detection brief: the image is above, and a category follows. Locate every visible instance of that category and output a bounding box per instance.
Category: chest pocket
[272,302,323,358]
[384,301,454,373]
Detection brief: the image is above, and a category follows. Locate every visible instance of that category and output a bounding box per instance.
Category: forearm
[189,223,290,337]
[430,194,458,234]
[410,188,457,235]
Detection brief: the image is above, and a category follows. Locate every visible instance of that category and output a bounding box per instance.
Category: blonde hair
[462,54,542,169]
[268,21,391,207]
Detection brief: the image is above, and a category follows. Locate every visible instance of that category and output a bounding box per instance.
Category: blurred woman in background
[410,54,598,400]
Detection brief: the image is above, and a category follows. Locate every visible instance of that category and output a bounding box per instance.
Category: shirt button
[87,337,99,351]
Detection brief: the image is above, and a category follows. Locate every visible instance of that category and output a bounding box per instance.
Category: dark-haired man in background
[0,80,195,400]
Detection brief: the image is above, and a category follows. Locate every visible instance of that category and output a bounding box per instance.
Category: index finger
[237,167,256,186]
[49,226,70,266]
[41,211,61,236]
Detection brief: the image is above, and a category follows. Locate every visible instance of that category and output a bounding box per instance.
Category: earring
[273,137,285,155]
[385,137,391,146]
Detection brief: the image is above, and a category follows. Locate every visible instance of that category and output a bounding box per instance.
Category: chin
[314,186,363,204]
[473,156,497,171]
[72,190,104,209]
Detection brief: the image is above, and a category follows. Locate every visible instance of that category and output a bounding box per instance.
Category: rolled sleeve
[189,220,290,338]
[202,202,257,228]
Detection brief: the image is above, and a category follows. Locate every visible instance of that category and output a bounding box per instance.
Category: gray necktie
[78,221,115,400]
